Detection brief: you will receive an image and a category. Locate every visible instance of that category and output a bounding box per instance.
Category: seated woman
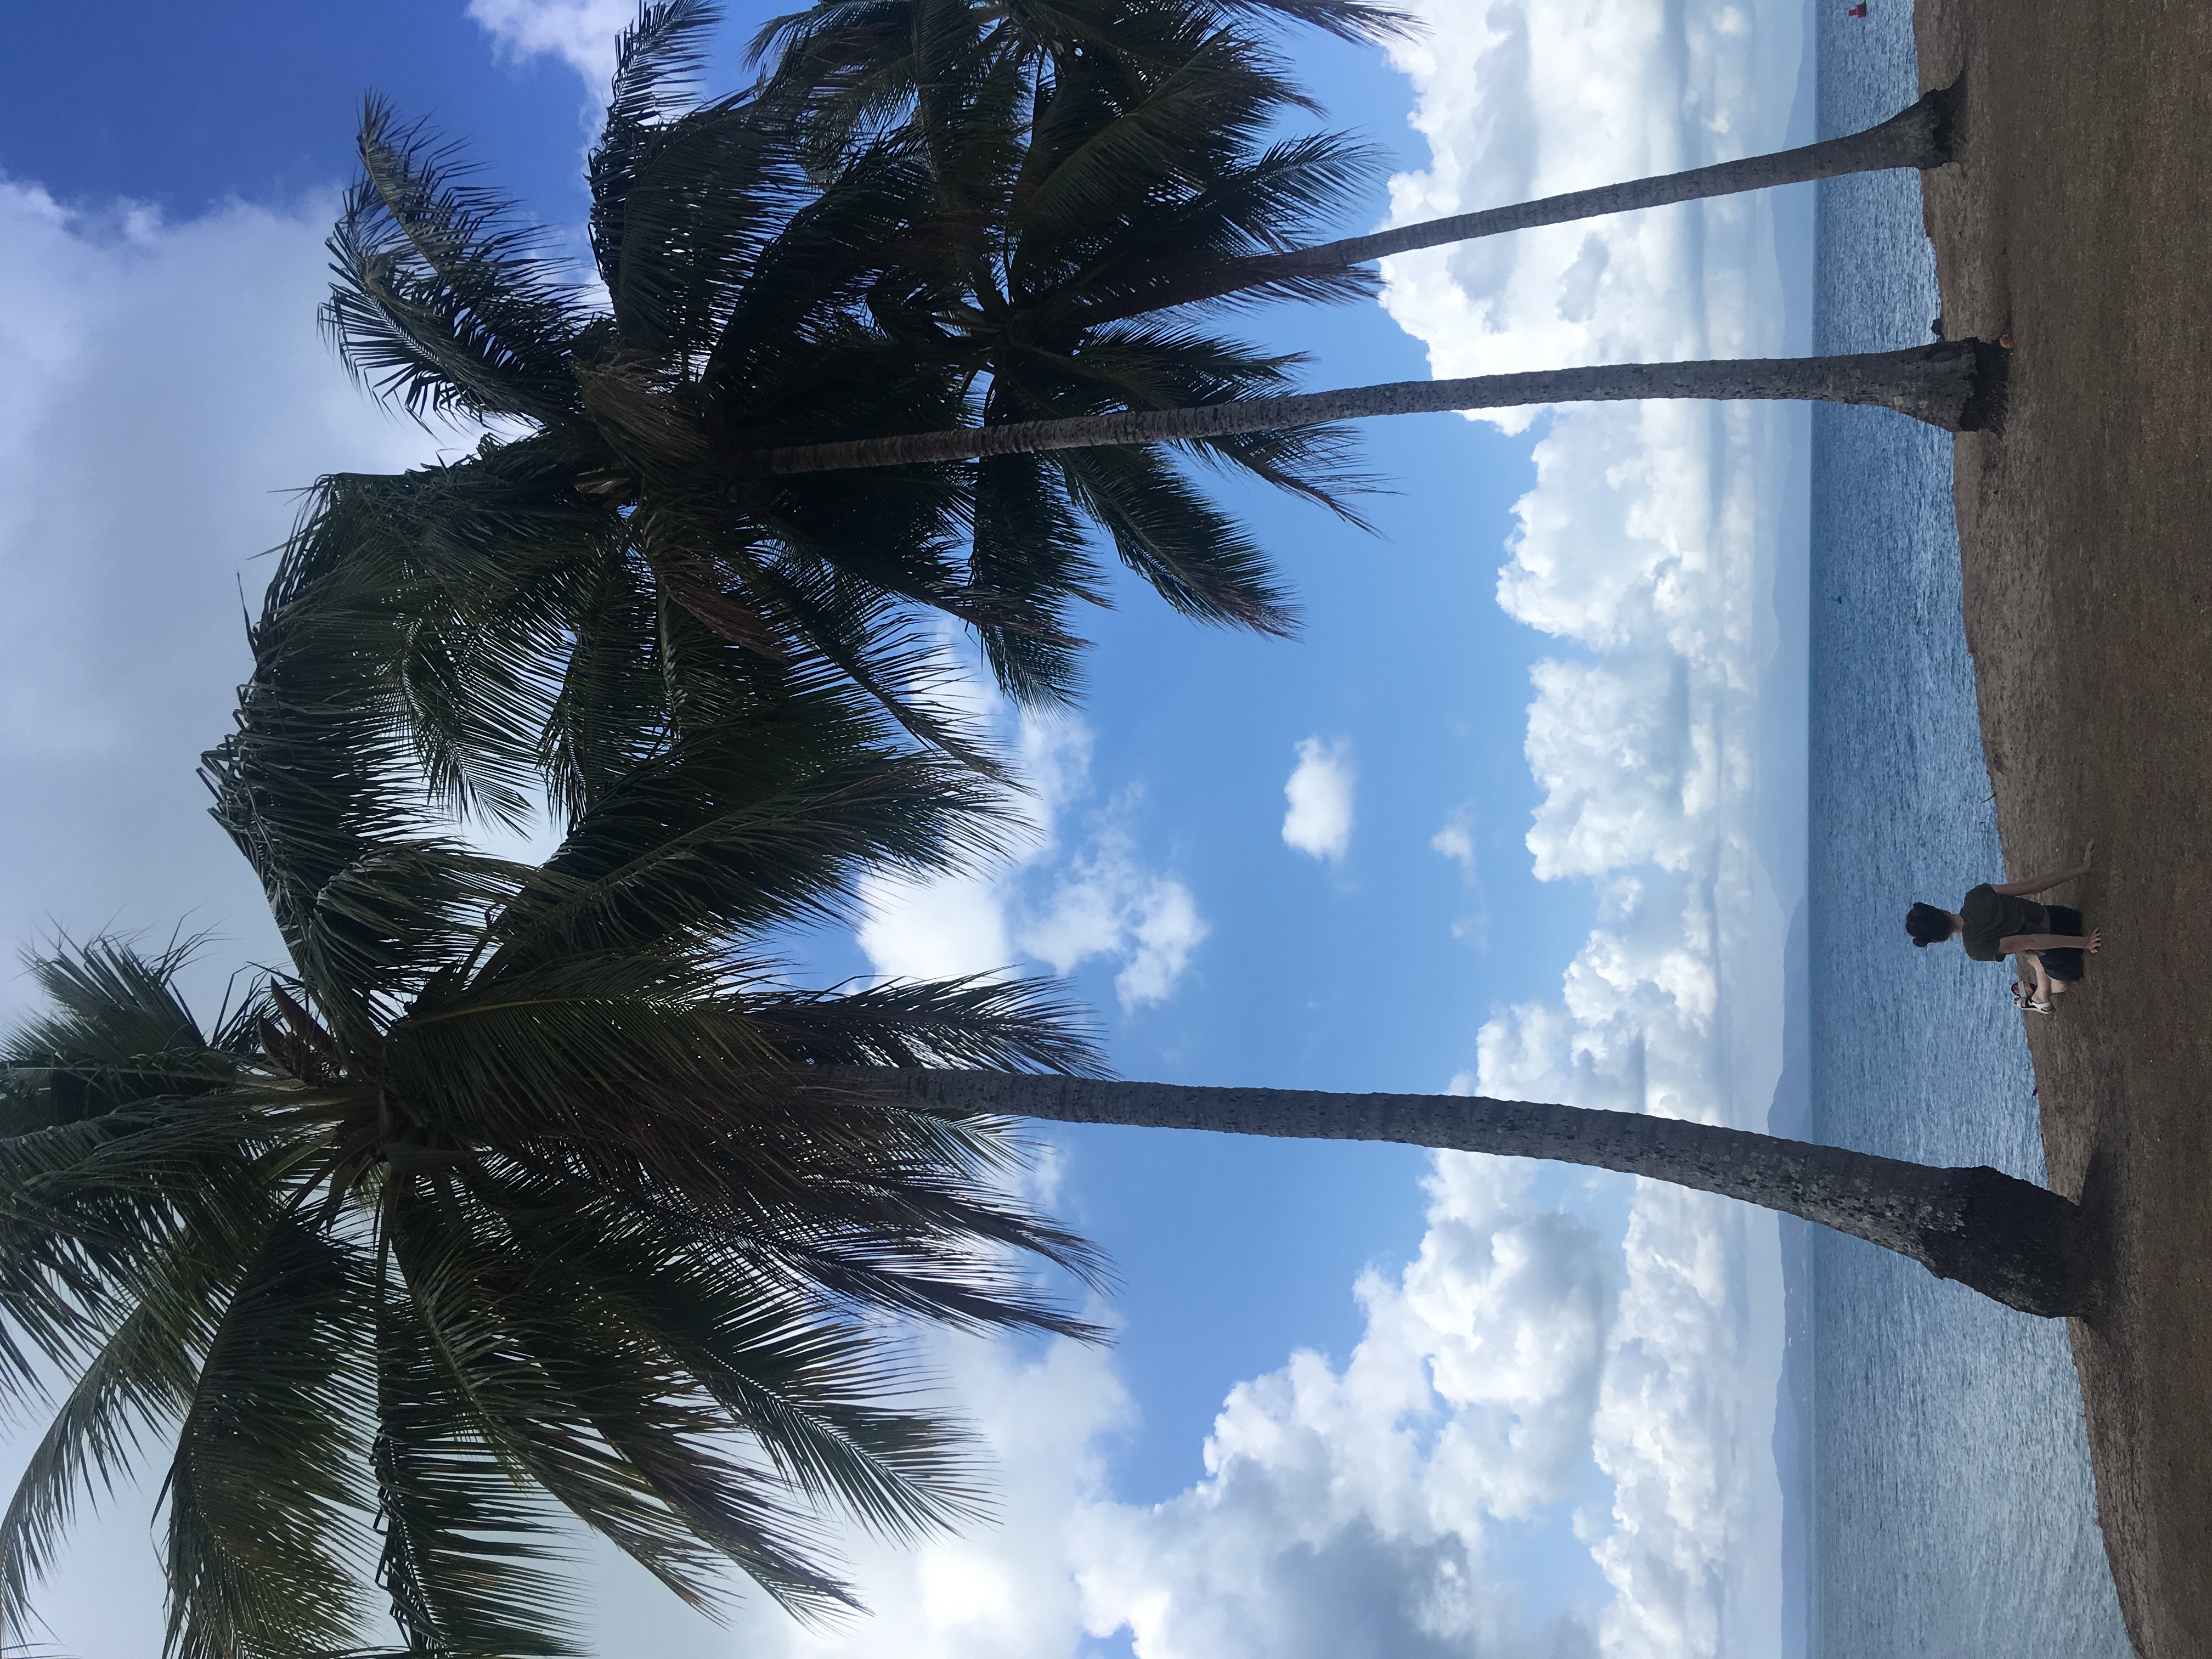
[1904,841,2100,1014]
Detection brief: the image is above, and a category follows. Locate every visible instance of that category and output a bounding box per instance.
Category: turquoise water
[1802,8,2133,1655]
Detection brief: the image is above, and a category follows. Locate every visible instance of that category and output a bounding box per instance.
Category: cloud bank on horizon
[1379,0,1806,1649]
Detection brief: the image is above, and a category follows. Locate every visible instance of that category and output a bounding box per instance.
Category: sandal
[2012,983,2056,1015]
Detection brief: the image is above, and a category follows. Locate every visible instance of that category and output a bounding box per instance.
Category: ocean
[1798,5,2134,1655]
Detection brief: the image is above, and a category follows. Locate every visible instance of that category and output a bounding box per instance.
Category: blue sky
[0,2,1815,1655]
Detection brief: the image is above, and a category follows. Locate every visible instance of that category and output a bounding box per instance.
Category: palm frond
[161,1218,376,1659]
[324,99,588,422]
[1056,440,1297,630]
[0,937,249,1136]
[0,1104,277,1407]
[490,708,1006,968]
[373,1261,583,1657]
[386,1186,855,1622]
[0,1194,274,1650]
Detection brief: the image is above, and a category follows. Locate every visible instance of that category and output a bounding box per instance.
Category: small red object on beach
[1846,2,1867,12]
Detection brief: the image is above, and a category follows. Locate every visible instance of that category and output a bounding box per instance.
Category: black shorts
[2037,905,2088,981]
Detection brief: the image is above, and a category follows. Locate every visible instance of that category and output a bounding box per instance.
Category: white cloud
[1431,811,1479,878]
[467,0,637,89]
[1376,0,1805,1651]
[857,708,1208,1012]
[0,182,446,1029]
[1432,809,1491,949]
[1021,797,1209,1012]
[1280,736,1356,863]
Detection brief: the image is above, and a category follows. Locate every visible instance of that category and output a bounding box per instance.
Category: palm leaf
[161,1217,376,1659]
[324,100,586,423]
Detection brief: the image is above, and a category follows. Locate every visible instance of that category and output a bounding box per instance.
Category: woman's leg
[2029,955,2062,1002]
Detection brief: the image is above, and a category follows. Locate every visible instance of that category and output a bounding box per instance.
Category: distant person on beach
[1905,842,2098,1014]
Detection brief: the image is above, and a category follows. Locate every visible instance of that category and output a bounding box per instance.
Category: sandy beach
[1911,1,2212,1651]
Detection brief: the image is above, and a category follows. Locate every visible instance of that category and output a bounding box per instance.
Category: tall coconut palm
[741,337,2008,479]
[839,1069,2091,1319]
[755,0,1959,331]
[0,536,1116,1652]
[308,1,1991,793]
[745,1,1977,695]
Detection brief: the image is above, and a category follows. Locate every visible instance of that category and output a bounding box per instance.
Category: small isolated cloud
[857,709,1207,1013]
[1432,808,1489,947]
[1020,795,1209,1012]
[1281,736,1356,862]
[1430,810,1478,879]
[467,0,637,88]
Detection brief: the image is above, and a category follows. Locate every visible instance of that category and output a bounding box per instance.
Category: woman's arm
[1991,839,2095,896]
[2001,930,2103,955]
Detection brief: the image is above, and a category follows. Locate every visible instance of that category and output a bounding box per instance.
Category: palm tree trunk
[1076,83,1960,326]
[748,341,2006,475]
[848,1069,2090,1319]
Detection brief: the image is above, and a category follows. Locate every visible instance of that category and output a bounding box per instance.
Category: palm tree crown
[0,495,1115,1654]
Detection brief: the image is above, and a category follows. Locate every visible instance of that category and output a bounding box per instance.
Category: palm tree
[755,0,1960,330]
[746,1,1979,684]
[740,340,2007,481]
[306,0,1401,774]
[840,1069,2091,1319]
[0,543,1118,1652]
[1015,82,1962,326]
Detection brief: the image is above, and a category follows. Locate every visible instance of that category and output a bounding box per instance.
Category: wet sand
[1912,1,2212,1651]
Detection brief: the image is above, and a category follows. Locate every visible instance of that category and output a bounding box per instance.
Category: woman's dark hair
[1905,902,1953,948]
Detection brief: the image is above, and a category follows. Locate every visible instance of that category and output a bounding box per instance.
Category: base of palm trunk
[1916,1164,2093,1319]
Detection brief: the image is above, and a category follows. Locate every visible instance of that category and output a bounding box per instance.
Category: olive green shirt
[1960,884,2047,962]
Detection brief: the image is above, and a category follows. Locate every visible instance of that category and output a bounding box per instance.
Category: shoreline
[1912,2,2212,1654]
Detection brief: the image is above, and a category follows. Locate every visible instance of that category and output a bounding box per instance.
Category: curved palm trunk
[749,341,2006,475]
[851,1070,2090,1319]
[1080,83,1960,325]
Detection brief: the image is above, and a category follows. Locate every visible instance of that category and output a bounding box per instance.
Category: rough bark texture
[749,343,2006,475]
[848,1069,2090,1319]
[1080,82,1961,325]
[1913,0,2212,1651]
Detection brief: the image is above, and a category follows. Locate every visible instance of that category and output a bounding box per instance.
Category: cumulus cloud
[857,708,1208,1012]
[467,0,636,88]
[1280,736,1356,862]
[0,182,445,1028]
[1020,800,1209,1011]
